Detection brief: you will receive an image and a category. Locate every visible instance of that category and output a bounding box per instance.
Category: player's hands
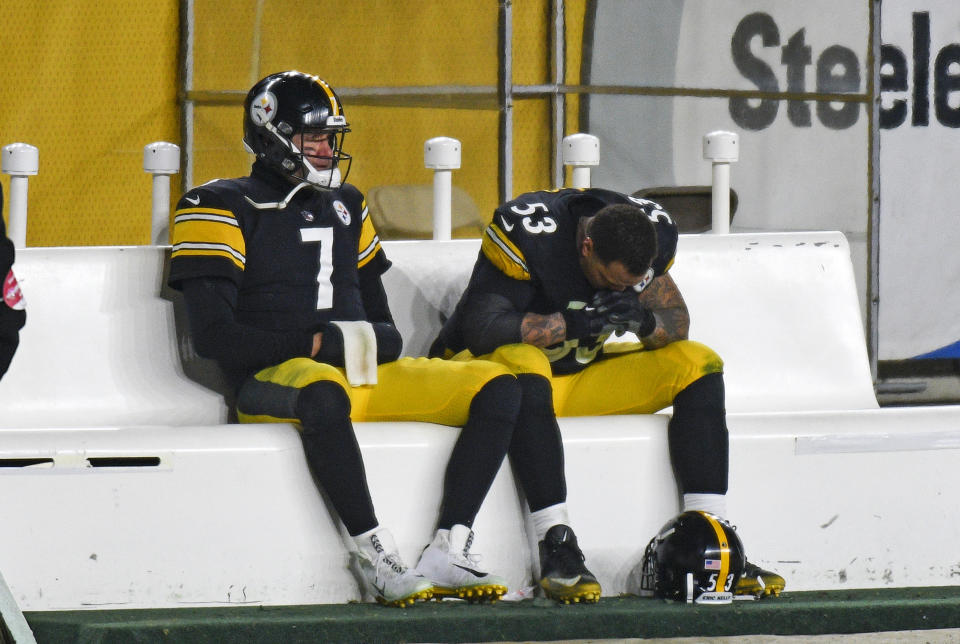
[561,301,608,341]
[591,290,657,338]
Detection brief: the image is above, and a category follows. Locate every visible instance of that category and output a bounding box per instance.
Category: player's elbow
[463,316,522,357]
[465,335,499,358]
[373,323,402,363]
[190,327,226,361]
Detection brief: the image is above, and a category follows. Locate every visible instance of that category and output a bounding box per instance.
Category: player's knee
[472,374,522,423]
[516,373,554,410]
[489,343,552,378]
[654,340,724,395]
[262,357,349,389]
[296,380,352,429]
[677,341,724,376]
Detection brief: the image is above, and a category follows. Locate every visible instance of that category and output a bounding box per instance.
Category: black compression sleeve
[459,256,534,355]
[462,291,525,355]
[180,277,313,375]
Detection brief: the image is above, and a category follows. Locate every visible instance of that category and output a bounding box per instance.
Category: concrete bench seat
[0,233,958,611]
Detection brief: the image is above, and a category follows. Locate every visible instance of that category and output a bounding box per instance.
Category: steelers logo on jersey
[333,200,351,226]
[250,92,278,125]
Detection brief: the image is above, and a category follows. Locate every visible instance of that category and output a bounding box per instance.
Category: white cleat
[416,525,508,602]
[350,529,434,607]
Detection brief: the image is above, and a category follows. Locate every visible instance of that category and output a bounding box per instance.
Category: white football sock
[530,502,571,541]
[682,493,727,520]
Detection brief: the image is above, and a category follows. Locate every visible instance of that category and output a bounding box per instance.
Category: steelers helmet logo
[333,200,351,226]
[250,91,278,125]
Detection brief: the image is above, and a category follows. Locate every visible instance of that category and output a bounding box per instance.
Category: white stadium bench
[1,232,959,610]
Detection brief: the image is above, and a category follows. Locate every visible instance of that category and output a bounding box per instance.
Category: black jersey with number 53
[436,187,678,373]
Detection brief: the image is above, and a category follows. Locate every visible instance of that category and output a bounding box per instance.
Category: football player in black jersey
[0,184,26,380]
[168,71,520,607]
[431,188,785,600]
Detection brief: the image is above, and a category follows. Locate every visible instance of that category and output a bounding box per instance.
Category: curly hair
[586,204,658,275]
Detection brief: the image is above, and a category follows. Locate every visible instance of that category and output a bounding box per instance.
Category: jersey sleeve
[0,190,25,380]
[356,195,391,275]
[651,209,679,275]
[168,186,246,289]
[626,195,679,276]
[480,221,531,281]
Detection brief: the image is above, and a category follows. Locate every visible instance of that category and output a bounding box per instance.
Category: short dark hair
[586,204,658,275]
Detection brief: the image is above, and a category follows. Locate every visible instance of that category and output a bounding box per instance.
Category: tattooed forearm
[521,312,567,347]
[637,275,689,349]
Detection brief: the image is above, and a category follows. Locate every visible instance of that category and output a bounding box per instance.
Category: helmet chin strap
[243,163,342,210]
[302,161,341,189]
[244,182,313,210]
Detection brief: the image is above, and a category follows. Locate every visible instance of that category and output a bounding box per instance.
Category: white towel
[331,321,378,386]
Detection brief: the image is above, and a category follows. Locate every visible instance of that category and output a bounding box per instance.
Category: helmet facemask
[284,119,352,190]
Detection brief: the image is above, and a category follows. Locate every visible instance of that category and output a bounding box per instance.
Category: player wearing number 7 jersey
[430,187,785,601]
[168,71,521,607]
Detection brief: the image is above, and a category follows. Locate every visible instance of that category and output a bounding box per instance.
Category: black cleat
[538,525,602,604]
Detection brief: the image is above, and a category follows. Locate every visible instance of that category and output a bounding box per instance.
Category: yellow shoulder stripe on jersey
[357,201,383,268]
[697,511,731,590]
[171,207,246,270]
[481,223,530,281]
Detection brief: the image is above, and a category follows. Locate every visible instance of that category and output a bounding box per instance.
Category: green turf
[23,586,960,644]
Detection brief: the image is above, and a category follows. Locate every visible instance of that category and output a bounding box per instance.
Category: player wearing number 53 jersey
[431,187,785,600]
[168,71,522,607]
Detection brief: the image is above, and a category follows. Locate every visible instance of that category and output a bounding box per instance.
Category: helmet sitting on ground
[639,510,746,604]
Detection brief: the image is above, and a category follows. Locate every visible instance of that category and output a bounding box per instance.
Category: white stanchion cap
[143,142,181,174]
[562,133,599,167]
[702,131,739,163]
[424,137,461,170]
[2,143,39,176]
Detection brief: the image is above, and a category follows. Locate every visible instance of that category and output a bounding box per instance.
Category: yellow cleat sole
[735,580,786,599]
[431,584,508,603]
[376,588,434,607]
[540,580,602,604]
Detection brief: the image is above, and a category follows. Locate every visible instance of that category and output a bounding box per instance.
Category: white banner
[588,0,871,318]
[879,0,960,359]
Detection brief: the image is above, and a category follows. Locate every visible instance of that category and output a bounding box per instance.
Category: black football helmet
[243,70,352,189]
[639,511,746,604]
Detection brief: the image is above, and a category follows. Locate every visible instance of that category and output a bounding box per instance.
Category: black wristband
[314,322,345,365]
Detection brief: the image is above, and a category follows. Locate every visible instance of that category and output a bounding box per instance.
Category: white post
[702,131,739,235]
[1,143,39,248]
[562,133,599,189]
[143,142,181,245]
[424,137,461,241]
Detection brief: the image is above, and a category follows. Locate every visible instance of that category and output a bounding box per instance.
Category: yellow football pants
[237,356,513,427]
[455,341,723,416]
